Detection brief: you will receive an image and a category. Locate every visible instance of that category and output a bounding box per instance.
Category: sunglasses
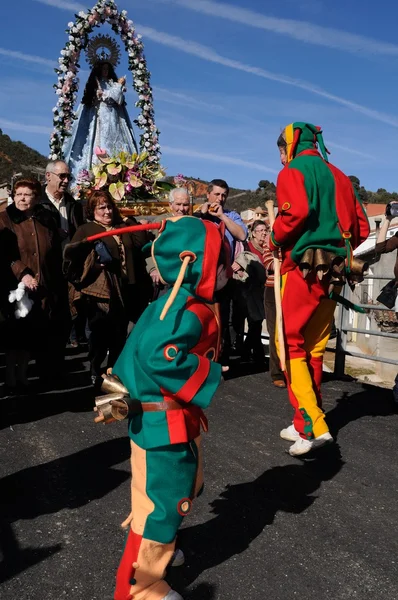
[50,172,72,181]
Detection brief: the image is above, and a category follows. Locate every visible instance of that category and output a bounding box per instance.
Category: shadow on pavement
[326,383,397,438]
[167,444,343,593]
[0,437,130,583]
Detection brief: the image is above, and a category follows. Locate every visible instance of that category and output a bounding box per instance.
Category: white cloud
[162,145,278,174]
[34,0,85,10]
[0,47,54,68]
[160,0,398,57]
[0,118,52,135]
[137,25,398,128]
[154,86,224,111]
[327,142,376,161]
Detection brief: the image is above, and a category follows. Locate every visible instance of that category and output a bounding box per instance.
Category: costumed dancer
[62,35,138,191]
[269,122,370,456]
[92,216,230,600]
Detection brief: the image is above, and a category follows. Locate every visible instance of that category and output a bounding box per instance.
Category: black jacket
[40,188,84,239]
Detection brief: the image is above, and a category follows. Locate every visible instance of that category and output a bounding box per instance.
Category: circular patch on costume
[132,562,140,569]
[281,202,291,211]
[177,498,192,516]
[342,231,352,239]
[164,345,179,361]
[129,578,137,586]
[205,348,216,361]
[179,251,197,263]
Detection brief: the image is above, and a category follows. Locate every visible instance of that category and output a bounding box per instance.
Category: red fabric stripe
[114,529,143,600]
[176,355,210,403]
[196,221,222,301]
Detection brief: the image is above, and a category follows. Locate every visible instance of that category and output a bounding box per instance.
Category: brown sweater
[375,231,398,281]
[63,218,149,315]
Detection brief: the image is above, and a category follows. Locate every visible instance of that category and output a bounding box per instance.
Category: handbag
[94,240,113,265]
[376,279,397,309]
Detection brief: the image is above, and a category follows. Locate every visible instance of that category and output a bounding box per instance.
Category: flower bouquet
[75,147,172,204]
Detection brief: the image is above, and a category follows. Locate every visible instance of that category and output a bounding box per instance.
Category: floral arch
[49,0,160,164]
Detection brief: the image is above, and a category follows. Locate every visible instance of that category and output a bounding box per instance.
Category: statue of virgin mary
[62,35,138,189]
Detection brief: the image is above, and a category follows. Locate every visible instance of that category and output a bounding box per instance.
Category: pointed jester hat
[277,122,330,163]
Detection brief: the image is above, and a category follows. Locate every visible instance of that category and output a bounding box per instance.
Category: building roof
[363,203,386,217]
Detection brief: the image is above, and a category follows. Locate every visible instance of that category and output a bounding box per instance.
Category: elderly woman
[0,178,68,395]
[63,190,150,389]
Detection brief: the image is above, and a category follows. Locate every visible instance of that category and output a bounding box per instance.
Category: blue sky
[1,0,398,191]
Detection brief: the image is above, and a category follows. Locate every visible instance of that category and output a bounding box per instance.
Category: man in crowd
[147,187,191,287]
[41,160,84,243]
[269,122,369,456]
[168,187,191,217]
[41,160,85,347]
[196,179,248,364]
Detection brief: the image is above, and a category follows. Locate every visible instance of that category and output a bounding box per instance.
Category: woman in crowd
[247,220,286,387]
[63,190,150,389]
[232,244,266,363]
[0,177,68,394]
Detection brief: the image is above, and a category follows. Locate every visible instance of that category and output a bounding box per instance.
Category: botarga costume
[269,122,370,453]
[93,216,228,600]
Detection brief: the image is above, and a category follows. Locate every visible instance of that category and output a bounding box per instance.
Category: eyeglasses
[49,172,72,181]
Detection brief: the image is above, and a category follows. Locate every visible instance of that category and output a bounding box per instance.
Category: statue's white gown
[62,78,138,189]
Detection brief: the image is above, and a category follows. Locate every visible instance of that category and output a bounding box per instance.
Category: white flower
[68,21,74,27]
[69,35,75,41]
[145,141,150,147]
[78,11,86,17]
[144,104,150,110]
[76,23,83,30]
[60,64,68,71]
[144,133,149,139]
[122,9,127,16]
[127,20,134,26]
[56,89,62,95]
[52,107,58,112]
[52,153,58,160]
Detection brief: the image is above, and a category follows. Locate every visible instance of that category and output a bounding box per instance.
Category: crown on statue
[86,34,121,67]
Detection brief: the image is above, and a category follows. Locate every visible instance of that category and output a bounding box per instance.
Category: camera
[386,202,398,218]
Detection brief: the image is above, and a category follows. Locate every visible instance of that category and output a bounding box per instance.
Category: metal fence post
[334,286,347,377]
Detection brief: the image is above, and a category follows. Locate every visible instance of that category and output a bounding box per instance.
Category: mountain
[0,130,47,184]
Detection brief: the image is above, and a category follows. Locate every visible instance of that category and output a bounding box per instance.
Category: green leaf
[94,172,108,189]
[107,163,122,175]
[109,181,126,201]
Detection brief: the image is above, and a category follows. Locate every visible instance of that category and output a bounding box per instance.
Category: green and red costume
[112,216,226,600]
[269,122,369,441]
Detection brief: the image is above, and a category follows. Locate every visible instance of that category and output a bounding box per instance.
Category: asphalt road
[1,348,398,600]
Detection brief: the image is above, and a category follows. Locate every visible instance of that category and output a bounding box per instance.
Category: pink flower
[94,146,108,158]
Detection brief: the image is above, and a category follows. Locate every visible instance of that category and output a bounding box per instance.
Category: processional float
[49,0,196,215]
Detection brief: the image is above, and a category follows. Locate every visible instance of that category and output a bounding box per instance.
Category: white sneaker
[162,591,184,600]
[169,548,185,567]
[280,424,300,442]
[288,432,333,456]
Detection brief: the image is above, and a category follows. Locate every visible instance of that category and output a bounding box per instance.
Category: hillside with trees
[0,130,47,184]
[1,131,397,209]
